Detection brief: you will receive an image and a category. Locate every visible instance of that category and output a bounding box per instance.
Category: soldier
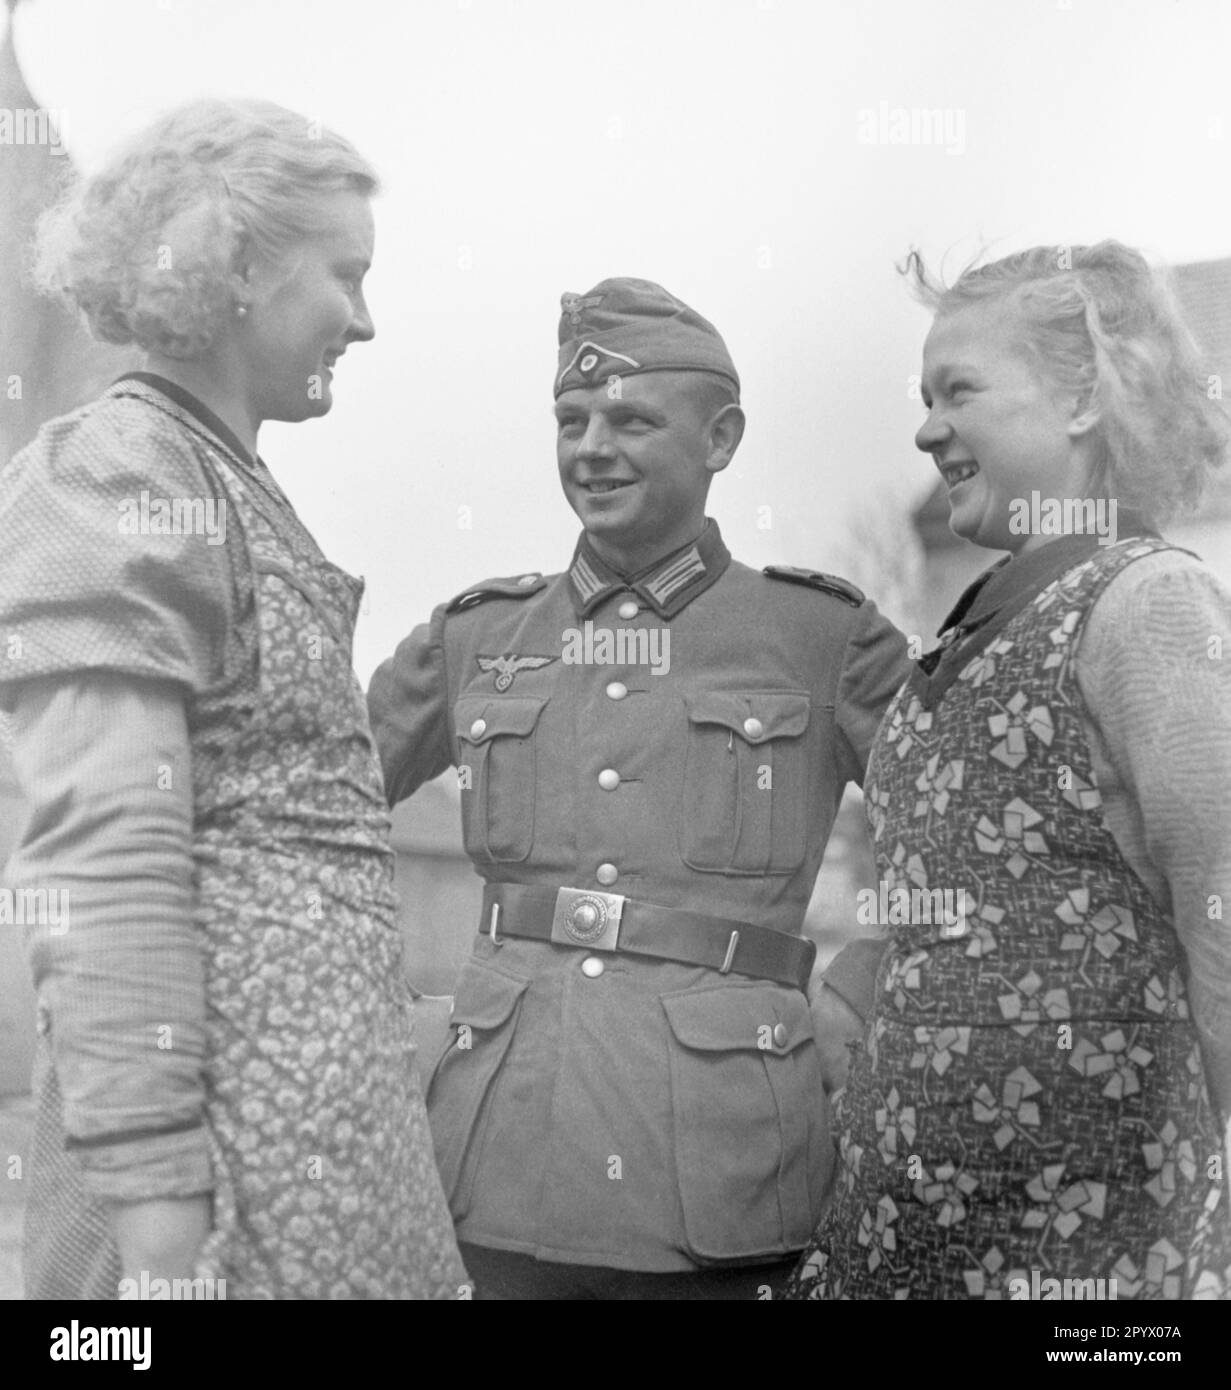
[368,277,910,1298]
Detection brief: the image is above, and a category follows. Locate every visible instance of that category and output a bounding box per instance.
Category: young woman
[786,241,1231,1300]
[0,98,466,1298]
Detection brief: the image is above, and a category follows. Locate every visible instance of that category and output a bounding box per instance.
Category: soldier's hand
[807,982,866,1097]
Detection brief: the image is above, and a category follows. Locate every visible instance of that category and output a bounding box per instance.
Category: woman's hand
[110,1195,211,1283]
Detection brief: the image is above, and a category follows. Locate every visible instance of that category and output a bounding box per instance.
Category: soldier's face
[555,373,724,570]
[915,297,1096,555]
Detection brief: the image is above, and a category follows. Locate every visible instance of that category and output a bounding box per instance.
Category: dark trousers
[459,1241,798,1300]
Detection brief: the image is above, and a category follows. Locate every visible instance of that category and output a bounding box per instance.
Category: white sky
[12,0,1231,679]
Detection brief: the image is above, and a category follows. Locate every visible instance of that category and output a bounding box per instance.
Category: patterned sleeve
[0,397,238,706]
[1077,550,1231,1122]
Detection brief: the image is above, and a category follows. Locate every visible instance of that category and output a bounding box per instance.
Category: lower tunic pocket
[424,956,529,1219]
[661,981,831,1261]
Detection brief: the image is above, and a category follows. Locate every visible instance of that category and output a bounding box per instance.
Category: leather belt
[480,883,815,991]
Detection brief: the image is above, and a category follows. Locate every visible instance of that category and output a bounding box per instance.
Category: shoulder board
[446,572,548,614]
[762,565,865,607]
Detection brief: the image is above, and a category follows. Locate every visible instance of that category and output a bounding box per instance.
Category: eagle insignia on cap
[477,653,557,692]
[561,292,605,326]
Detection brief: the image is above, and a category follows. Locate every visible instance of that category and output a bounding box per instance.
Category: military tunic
[368,520,909,1270]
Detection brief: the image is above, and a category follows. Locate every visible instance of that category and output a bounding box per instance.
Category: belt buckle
[551,887,624,952]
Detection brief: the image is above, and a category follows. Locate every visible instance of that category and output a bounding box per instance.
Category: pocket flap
[684,691,811,743]
[662,983,813,1054]
[449,960,530,1030]
[455,694,547,744]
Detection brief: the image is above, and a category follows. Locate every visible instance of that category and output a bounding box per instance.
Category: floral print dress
[785,538,1230,1300]
[6,376,466,1298]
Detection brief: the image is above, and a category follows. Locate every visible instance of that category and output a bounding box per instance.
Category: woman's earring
[236,303,248,319]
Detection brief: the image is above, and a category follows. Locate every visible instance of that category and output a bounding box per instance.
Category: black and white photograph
[0,0,1228,1349]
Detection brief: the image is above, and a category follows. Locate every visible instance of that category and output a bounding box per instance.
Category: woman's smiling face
[915,296,1095,554]
[239,191,376,426]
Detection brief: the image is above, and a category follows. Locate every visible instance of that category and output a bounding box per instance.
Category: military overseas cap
[556,277,741,399]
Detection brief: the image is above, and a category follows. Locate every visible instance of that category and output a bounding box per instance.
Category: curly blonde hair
[902,241,1229,525]
[35,98,379,358]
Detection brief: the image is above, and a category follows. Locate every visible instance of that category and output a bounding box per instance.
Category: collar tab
[568,521,731,617]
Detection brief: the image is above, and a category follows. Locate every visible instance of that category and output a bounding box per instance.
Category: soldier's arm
[807,938,885,1094]
[807,972,865,1096]
[834,598,912,787]
[812,599,910,1077]
[367,603,456,807]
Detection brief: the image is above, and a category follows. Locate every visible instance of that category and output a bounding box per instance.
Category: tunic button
[743,716,764,740]
[598,768,621,790]
[617,600,639,620]
[606,681,628,701]
[596,863,619,886]
[469,718,487,739]
[772,1023,788,1048]
[581,956,605,978]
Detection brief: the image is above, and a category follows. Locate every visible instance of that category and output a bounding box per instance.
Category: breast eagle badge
[477,653,557,692]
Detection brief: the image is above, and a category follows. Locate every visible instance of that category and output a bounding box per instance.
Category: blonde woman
[0,99,467,1299]
[787,241,1231,1300]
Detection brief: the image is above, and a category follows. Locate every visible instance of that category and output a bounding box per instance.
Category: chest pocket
[455,694,548,863]
[680,690,812,875]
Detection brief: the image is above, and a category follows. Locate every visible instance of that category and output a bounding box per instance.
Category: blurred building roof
[1172,257,1231,384]
[0,1,136,466]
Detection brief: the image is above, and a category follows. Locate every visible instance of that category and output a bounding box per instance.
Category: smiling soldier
[368,278,911,1298]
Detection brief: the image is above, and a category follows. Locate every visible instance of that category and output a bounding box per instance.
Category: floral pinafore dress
[23,380,466,1298]
[786,538,1230,1300]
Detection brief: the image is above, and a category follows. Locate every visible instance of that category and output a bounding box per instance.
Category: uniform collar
[568,519,731,618]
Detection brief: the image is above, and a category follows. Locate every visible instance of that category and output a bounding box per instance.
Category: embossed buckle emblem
[551,887,624,952]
